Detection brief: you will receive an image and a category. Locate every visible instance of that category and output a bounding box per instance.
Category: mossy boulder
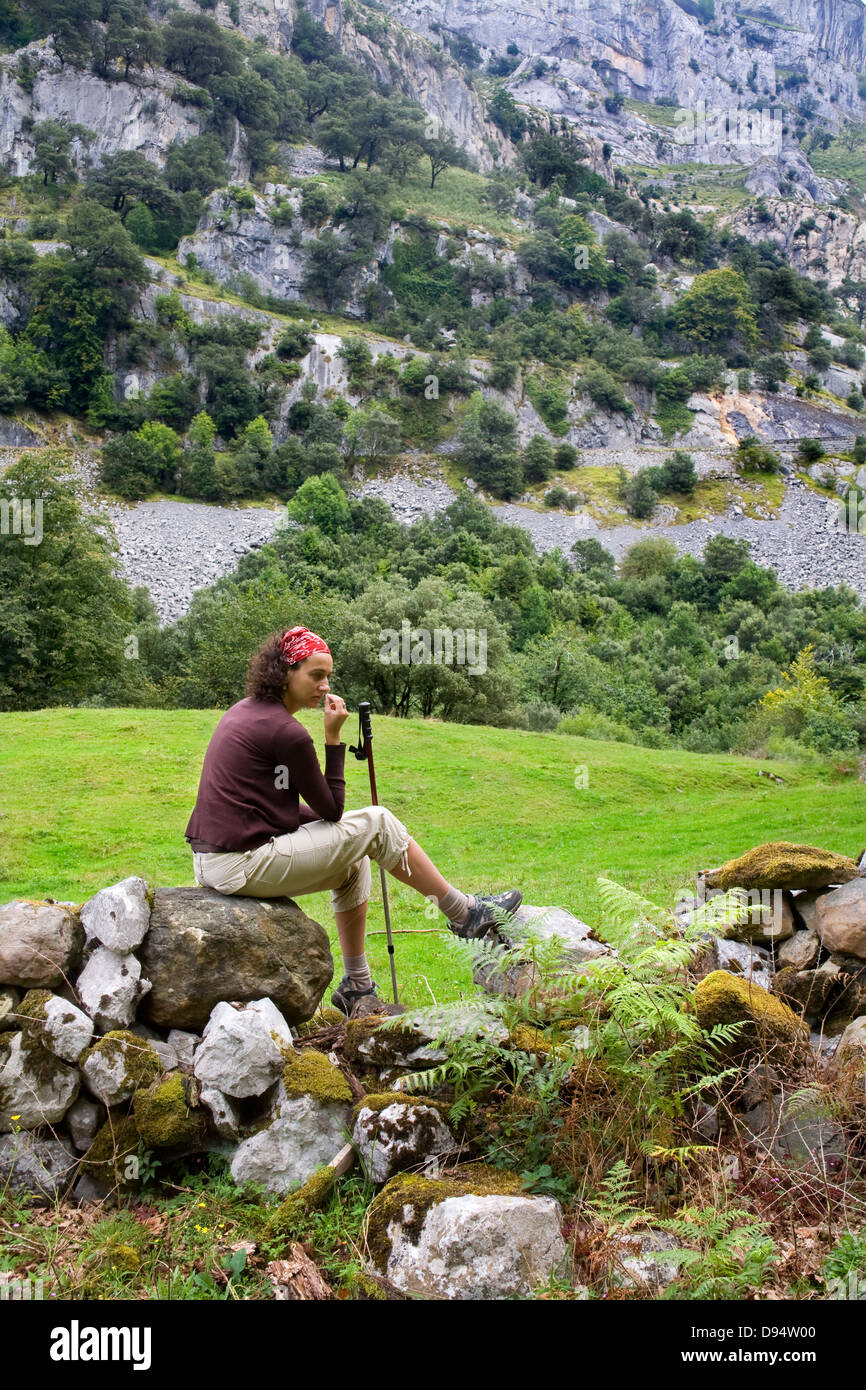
[350,1091,451,1123]
[80,1114,141,1189]
[704,842,858,892]
[352,1093,455,1184]
[0,1030,80,1131]
[132,1071,208,1148]
[508,1023,562,1058]
[693,970,810,1055]
[16,988,93,1065]
[81,1029,162,1105]
[263,1164,341,1241]
[343,1016,445,1072]
[281,1049,353,1105]
[365,1164,527,1274]
[365,1164,568,1298]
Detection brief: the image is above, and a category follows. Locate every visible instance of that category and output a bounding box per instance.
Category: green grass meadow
[1,709,863,1007]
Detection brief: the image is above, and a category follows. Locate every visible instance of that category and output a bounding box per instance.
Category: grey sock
[343,952,372,991]
[438,885,474,927]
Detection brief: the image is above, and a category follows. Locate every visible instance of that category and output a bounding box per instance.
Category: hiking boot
[331,976,405,1019]
[449,889,523,940]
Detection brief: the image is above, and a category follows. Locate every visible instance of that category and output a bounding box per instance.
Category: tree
[674,268,759,358]
[0,450,142,710]
[423,133,468,189]
[523,434,556,483]
[85,151,181,225]
[622,468,659,519]
[339,575,514,721]
[458,393,523,499]
[30,119,93,185]
[837,277,866,328]
[736,436,781,473]
[184,411,219,500]
[288,473,352,536]
[194,342,261,438]
[162,11,242,83]
[754,354,789,392]
[659,450,697,495]
[164,134,227,194]
[302,231,365,311]
[344,406,401,464]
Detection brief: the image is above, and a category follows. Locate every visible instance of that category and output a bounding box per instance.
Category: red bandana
[280,626,331,665]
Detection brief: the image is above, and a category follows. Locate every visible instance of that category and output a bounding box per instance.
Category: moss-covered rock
[342,1270,409,1301]
[365,1164,525,1274]
[349,1090,451,1124]
[263,1163,340,1241]
[508,1023,561,1058]
[343,1016,441,1070]
[132,1071,208,1148]
[282,1049,353,1105]
[80,1114,141,1188]
[705,842,858,892]
[16,988,52,1026]
[80,1029,162,1104]
[693,970,810,1055]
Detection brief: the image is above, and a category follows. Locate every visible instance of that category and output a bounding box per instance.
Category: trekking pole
[350,700,399,1005]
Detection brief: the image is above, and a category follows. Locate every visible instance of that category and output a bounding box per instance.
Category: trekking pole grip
[359,700,373,743]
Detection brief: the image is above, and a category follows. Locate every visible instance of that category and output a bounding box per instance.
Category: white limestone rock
[0,1031,80,1131]
[76,946,151,1032]
[229,1093,349,1194]
[353,1100,454,1184]
[193,998,293,1098]
[65,1096,104,1152]
[80,1032,161,1105]
[20,991,93,1065]
[379,1192,568,1299]
[199,1085,241,1141]
[167,1030,200,1070]
[80,877,150,953]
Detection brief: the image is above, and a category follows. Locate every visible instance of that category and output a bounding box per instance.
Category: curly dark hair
[245,631,303,702]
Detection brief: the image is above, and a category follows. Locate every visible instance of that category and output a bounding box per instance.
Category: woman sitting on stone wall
[185,625,521,1019]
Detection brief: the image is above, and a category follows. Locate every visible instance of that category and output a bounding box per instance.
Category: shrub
[736,436,781,473]
[797,437,825,464]
[658,449,697,495]
[623,468,659,518]
[276,323,313,360]
[580,364,633,416]
[544,486,580,510]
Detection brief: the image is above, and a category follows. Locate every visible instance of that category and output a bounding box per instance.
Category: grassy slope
[1,709,862,1007]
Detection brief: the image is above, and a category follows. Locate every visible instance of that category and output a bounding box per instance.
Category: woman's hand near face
[323,694,348,744]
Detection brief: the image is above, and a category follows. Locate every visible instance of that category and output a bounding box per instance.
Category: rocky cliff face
[0,42,206,176]
[377,0,866,111]
[725,200,866,290]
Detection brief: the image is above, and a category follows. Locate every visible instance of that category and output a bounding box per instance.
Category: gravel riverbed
[14,451,866,623]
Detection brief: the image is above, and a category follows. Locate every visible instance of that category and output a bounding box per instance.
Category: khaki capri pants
[192,805,412,914]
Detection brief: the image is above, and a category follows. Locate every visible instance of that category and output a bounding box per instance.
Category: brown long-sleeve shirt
[185,696,346,852]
